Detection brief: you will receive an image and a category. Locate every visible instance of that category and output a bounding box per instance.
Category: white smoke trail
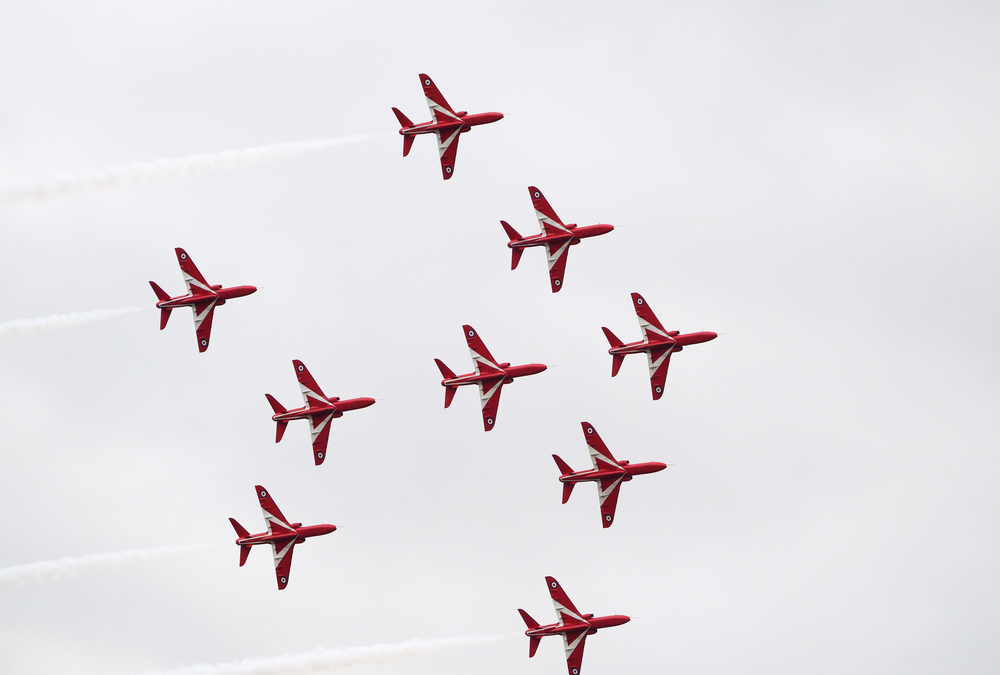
[0,545,204,589]
[0,134,386,205]
[0,306,143,340]
[140,635,506,675]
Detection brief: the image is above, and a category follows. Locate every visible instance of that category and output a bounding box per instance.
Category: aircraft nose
[360,397,376,408]
[650,462,668,473]
[319,524,337,535]
[705,331,718,341]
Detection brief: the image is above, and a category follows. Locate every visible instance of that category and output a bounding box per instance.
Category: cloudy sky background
[1,1,998,673]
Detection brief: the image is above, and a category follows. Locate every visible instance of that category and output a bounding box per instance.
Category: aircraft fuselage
[270,397,376,423]
[155,284,257,309]
[610,331,718,356]
[440,362,547,388]
[560,461,667,485]
[235,523,337,548]
[400,111,504,136]
[527,614,632,637]
[508,223,615,249]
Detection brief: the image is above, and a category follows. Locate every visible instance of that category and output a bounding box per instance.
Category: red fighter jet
[501,186,614,293]
[228,485,336,590]
[265,360,375,466]
[148,247,256,353]
[553,421,667,528]
[434,325,546,431]
[391,73,503,180]
[602,292,717,400]
[518,576,630,675]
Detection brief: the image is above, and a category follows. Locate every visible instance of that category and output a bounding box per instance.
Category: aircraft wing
[174,248,213,295]
[192,299,217,353]
[419,73,460,124]
[463,325,504,376]
[529,186,571,236]
[598,475,625,528]
[479,377,504,431]
[435,127,461,179]
[308,411,335,465]
[581,422,622,471]
[293,360,328,408]
[544,239,572,293]
[631,292,672,342]
[562,629,588,675]
[545,576,584,622]
[647,345,674,400]
[255,485,294,535]
[272,538,296,590]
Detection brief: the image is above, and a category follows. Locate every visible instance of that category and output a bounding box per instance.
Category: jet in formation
[518,576,630,675]
[229,485,337,590]
[265,360,375,466]
[392,73,503,180]
[602,292,717,399]
[553,421,667,528]
[148,247,256,353]
[502,186,614,293]
[435,325,546,431]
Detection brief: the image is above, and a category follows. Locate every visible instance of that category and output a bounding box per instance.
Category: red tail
[149,281,172,328]
[392,107,416,156]
[434,359,458,408]
[552,455,576,503]
[229,517,251,565]
[239,545,251,567]
[391,106,413,128]
[518,609,541,657]
[501,221,525,269]
[265,394,288,442]
[602,327,626,376]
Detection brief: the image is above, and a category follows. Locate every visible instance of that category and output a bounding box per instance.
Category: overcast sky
[2,1,999,673]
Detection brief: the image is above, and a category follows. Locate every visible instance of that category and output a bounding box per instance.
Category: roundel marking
[180,252,187,260]
[636,297,644,305]
[260,490,267,497]
[280,576,287,583]
[317,452,324,459]
[200,339,208,346]
[445,166,453,174]
[554,279,561,287]
[533,191,540,198]
[298,364,304,372]
[605,514,613,522]
[573,669,579,674]
[468,329,475,337]
[587,427,594,434]
[550,580,558,588]
[486,417,494,426]
[424,78,431,86]
[655,386,663,393]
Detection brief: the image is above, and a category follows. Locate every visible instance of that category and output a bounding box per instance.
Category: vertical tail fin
[501,221,525,270]
[149,281,172,329]
[602,327,626,376]
[265,394,289,442]
[229,517,252,565]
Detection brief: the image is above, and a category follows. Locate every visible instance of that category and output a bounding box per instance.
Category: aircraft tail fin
[552,455,576,503]
[229,516,251,566]
[518,609,542,657]
[392,106,413,128]
[518,608,540,630]
[238,544,251,567]
[149,281,172,328]
[402,134,415,157]
[501,221,525,269]
[602,327,626,376]
[265,394,289,442]
[434,359,459,407]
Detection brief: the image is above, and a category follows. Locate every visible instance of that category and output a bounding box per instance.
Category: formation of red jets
[148,74,717,675]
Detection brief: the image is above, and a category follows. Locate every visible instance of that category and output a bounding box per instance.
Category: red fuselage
[399,111,504,137]
[440,362,547,388]
[508,223,615,250]
[610,330,718,356]
[270,396,376,424]
[560,460,667,486]
[526,613,632,638]
[234,522,337,549]
[155,284,257,309]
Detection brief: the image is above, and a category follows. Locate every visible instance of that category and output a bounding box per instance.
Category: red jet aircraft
[518,576,630,675]
[148,247,256,353]
[553,421,667,528]
[228,485,336,590]
[265,360,375,466]
[602,292,717,400]
[392,73,503,180]
[501,186,614,293]
[434,325,546,431]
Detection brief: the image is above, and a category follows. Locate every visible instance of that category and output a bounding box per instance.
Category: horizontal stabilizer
[239,545,251,567]
[391,106,413,128]
[274,420,288,443]
[402,134,415,157]
[158,308,172,330]
[444,386,457,408]
[518,608,539,630]
[510,248,524,270]
[528,635,541,658]
[552,454,574,476]
[601,326,624,349]
[501,220,522,242]
[148,280,170,303]
[265,393,287,415]
[229,517,250,539]
[611,354,625,377]
[434,358,456,380]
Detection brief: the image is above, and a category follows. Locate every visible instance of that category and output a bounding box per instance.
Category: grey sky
[1,1,998,674]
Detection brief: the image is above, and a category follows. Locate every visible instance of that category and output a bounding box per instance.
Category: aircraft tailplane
[602,327,626,376]
[265,394,289,442]
[500,221,525,270]
[391,106,413,128]
[239,544,251,566]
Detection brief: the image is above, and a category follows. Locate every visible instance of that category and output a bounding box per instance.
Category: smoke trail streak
[140,635,506,675]
[0,307,143,340]
[0,134,386,205]
[0,545,204,589]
